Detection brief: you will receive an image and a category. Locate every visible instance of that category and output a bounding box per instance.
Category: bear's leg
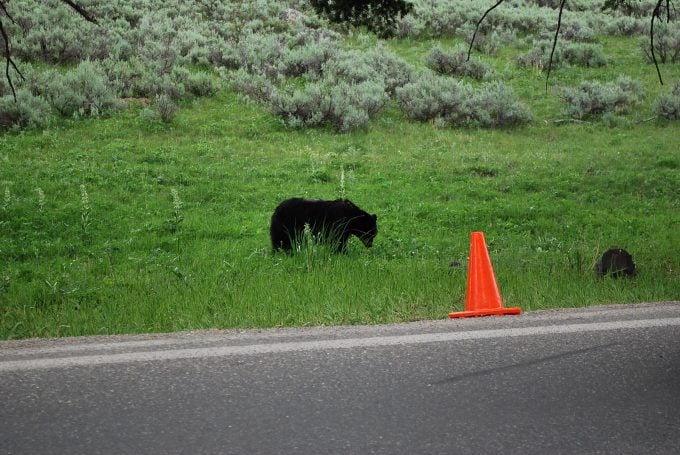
[271,223,294,252]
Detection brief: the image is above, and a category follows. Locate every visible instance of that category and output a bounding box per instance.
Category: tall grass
[1,91,677,339]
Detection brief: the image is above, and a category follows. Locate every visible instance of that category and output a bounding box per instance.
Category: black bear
[270,198,378,252]
[596,248,636,278]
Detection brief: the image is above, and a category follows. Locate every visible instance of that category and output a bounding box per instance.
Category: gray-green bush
[472,81,534,127]
[278,30,339,77]
[395,72,532,127]
[0,0,671,133]
[186,72,220,97]
[322,45,413,95]
[228,69,275,103]
[561,76,645,119]
[517,40,608,69]
[231,41,412,132]
[154,93,179,123]
[45,61,117,117]
[653,82,680,120]
[640,22,680,64]
[0,90,51,130]
[425,46,491,80]
[396,72,472,123]
[309,0,413,37]
[270,79,388,132]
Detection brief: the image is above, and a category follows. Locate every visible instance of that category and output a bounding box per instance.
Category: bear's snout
[361,236,374,248]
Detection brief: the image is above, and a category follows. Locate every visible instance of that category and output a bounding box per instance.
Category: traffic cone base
[448,306,521,319]
[449,231,521,319]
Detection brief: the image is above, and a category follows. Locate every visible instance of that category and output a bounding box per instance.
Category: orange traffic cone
[449,232,521,318]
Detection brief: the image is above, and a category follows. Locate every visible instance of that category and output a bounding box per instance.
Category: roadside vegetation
[0,0,678,339]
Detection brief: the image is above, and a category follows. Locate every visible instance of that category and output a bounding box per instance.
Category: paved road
[1,302,680,454]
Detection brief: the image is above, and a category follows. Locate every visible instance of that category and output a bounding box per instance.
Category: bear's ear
[372,214,377,221]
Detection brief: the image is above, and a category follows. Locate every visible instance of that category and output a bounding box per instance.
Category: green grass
[1,35,679,339]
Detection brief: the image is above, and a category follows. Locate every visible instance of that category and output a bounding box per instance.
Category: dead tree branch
[545,0,567,93]
[651,0,664,85]
[467,0,504,61]
[0,0,97,101]
[0,1,23,101]
[61,0,98,24]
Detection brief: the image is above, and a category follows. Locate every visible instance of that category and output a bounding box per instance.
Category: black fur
[270,198,378,252]
[596,248,636,278]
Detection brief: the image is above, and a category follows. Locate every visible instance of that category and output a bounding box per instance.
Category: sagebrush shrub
[186,72,219,97]
[279,31,339,77]
[138,70,186,100]
[100,56,149,98]
[231,40,408,132]
[394,14,426,38]
[396,71,531,128]
[396,72,473,123]
[139,106,160,123]
[46,60,116,117]
[517,40,608,69]
[270,79,388,132]
[472,81,533,127]
[309,0,413,37]
[462,26,517,55]
[400,0,634,41]
[322,45,413,95]
[237,32,284,78]
[228,69,275,103]
[605,16,646,36]
[270,83,331,129]
[601,112,632,128]
[6,1,116,63]
[1,0,327,131]
[330,81,388,132]
[0,90,51,130]
[322,50,381,85]
[208,40,241,68]
[154,93,178,123]
[368,45,414,95]
[561,43,609,68]
[558,21,595,42]
[402,0,557,39]
[516,40,557,69]
[640,22,680,64]
[653,82,680,120]
[561,76,645,119]
[614,76,645,102]
[425,46,491,80]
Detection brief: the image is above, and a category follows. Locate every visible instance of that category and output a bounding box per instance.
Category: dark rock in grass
[596,248,636,278]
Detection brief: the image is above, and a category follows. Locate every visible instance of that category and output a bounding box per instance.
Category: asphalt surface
[1,301,680,454]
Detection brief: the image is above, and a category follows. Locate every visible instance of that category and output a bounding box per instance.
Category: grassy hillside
[0,0,678,339]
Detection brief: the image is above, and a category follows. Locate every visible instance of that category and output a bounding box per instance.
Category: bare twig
[636,115,658,124]
[545,118,592,124]
[467,0,504,61]
[651,0,665,85]
[0,2,13,21]
[61,0,97,24]
[545,0,567,93]
[1,0,96,102]
[0,3,23,101]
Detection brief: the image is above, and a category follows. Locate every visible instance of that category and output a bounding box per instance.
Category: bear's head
[354,213,378,248]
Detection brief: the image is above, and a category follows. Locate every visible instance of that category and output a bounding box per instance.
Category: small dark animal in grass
[270,198,378,252]
[596,248,636,278]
